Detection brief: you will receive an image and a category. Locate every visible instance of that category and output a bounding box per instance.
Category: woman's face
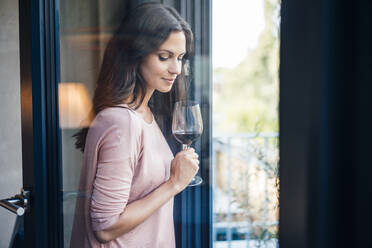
[140,31,186,93]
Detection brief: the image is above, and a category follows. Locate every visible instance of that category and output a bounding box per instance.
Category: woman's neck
[125,88,154,113]
[133,89,154,123]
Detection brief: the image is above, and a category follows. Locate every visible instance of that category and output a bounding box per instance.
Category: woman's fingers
[187,152,198,159]
[183,147,194,154]
[178,148,198,157]
[187,150,199,162]
[175,149,199,169]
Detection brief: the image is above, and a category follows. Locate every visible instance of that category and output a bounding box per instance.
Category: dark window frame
[20,0,63,247]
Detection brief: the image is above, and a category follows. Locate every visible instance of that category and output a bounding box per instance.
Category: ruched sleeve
[89,111,141,231]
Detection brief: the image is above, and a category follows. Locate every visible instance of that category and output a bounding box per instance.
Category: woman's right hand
[169,148,199,193]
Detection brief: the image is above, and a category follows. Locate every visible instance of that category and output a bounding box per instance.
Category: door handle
[0,189,30,216]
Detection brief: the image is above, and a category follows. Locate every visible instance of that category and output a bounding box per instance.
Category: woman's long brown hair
[74,2,194,152]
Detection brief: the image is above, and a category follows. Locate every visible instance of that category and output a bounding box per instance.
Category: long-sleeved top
[70,104,175,248]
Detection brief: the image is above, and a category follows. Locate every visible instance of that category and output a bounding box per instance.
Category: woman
[70,3,199,247]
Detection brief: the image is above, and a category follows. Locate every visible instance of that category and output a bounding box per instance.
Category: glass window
[59,1,129,245]
[212,0,280,247]
[58,1,211,247]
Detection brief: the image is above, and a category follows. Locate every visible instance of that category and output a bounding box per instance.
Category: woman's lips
[163,78,175,84]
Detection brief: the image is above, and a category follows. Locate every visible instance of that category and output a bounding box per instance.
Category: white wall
[0,0,23,247]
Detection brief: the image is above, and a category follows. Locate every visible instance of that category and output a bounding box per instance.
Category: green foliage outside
[213,0,280,134]
[213,0,281,244]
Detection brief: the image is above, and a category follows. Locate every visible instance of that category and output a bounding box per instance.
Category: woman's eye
[158,54,169,61]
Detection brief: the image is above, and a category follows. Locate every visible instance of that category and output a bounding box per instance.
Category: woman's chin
[157,86,173,93]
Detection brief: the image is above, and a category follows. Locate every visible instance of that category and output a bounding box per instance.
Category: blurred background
[212,0,280,247]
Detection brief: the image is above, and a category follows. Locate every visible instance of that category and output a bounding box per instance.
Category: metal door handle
[0,189,30,216]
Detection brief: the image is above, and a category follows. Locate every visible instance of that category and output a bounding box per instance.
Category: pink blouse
[70,104,175,248]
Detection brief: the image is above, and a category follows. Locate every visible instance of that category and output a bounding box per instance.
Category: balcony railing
[212,133,279,248]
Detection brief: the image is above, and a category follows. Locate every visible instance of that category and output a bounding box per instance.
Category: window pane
[212,0,280,247]
[58,1,209,247]
[58,1,128,246]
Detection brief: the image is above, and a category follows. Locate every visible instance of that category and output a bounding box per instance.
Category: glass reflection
[60,2,200,247]
[58,82,92,128]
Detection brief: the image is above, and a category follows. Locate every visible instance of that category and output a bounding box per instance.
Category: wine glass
[172,100,203,186]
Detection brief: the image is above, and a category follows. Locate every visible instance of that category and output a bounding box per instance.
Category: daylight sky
[213,0,265,69]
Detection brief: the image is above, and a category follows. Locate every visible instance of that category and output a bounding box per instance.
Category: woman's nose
[168,59,182,75]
